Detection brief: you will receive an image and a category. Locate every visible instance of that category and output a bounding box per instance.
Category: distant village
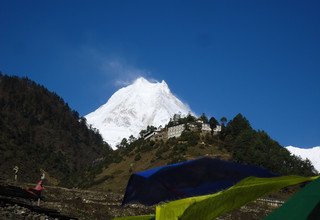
[142,113,221,142]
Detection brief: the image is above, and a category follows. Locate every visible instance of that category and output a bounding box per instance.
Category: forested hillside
[93,114,316,193]
[0,74,113,186]
[220,114,316,175]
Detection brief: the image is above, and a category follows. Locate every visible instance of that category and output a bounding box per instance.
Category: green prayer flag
[264,177,320,220]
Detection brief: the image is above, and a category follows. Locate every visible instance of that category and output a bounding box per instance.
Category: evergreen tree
[209,116,219,130]
[186,113,196,123]
[128,135,136,143]
[225,113,251,137]
[199,113,209,123]
[220,116,227,126]
[119,138,129,148]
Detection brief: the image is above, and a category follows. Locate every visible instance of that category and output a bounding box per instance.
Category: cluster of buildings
[142,114,221,142]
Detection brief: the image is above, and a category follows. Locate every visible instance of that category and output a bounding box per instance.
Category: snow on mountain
[85,77,193,149]
[286,146,320,173]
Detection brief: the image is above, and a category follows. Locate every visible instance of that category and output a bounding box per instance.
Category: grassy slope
[91,138,231,193]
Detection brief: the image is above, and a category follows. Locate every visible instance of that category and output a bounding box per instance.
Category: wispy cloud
[101,59,150,87]
[83,46,150,87]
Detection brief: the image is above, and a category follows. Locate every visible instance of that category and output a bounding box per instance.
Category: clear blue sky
[1,0,319,148]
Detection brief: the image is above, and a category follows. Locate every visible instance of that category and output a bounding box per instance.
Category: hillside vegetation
[0,74,316,191]
[92,114,316,193]
[0,74,113,187]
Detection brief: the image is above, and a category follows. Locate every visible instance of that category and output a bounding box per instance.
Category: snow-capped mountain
[286,146,320,173]
[85,77,193,149]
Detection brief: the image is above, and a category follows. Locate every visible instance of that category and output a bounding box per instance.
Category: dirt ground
[0,182,284,220]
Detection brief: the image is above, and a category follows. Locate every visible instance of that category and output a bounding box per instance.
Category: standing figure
[13,166,19,182]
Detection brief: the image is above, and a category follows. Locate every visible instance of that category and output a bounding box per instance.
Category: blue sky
[1,0,319,148]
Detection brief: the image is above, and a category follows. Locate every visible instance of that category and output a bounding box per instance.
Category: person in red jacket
[27,173,45,200]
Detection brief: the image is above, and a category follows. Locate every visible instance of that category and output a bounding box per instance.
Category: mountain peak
[85,78,192,149]
[132,78,169,90]
[161,80,169,89]
[133,77,150,85]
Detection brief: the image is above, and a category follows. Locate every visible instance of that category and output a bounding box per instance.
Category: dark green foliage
[226,114,251,136]
[167,114,197,127]
[181,114,197,124]
[220,117,228,126]
[139,141,155,153]
[221,114,316,176]
[134,154,142,161]
[128,135,136,143]
[117,138,129,149]
[0,74,113,187]
[180,130,200,146]
[155,146,167,159]
[199,113,209,123]
[209,117,219,130]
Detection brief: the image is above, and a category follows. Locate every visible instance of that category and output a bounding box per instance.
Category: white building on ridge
[168,124,185,139]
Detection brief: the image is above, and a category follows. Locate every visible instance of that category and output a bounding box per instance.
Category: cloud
[101,59,150,87]
[83,46,150,87]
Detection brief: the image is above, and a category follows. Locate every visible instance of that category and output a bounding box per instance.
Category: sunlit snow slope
[286,146,320,172]
[85,77,192,149]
